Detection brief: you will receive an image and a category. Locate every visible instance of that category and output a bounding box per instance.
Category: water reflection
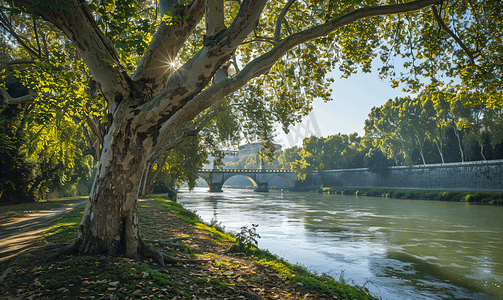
[178,188,503,300]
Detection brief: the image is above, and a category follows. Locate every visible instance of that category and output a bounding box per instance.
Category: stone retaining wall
[311,160,503,191]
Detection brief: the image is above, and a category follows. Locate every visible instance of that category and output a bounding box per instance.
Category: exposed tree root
[139,238,166,268]
[45,237,206,268]
[138,238,206,268]
[45,239,82,262]
[43,243,71,250]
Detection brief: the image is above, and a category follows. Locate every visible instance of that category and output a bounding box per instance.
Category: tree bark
[434,140,445,164]
[453,126,464,162]
[415,137,427,165]
[77,113,149,257]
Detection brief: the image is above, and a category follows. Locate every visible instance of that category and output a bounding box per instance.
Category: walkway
[0,200,86,281]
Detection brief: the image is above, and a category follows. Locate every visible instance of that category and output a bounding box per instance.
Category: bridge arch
[197,176,211,189]
[223,174,258,189]
[268,174,295,187]
[197,169,297,192]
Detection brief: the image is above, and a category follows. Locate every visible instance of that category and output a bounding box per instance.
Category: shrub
[464,194,474,202]
[439,191,462,201]
[232,224,261,252]
[394,191,405,198]
[404,191,413,199]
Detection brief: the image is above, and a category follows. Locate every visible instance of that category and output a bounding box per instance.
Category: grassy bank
[1,196,379,299]
[317,187,503,205]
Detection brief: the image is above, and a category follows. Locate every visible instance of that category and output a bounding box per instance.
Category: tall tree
[427,88,452,163]
[1,0,501,262]
[291,135,346,186]
[278,146,301,170]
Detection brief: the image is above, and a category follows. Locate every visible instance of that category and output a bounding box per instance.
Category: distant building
[204,142,282,169]
[204,150,240,168]
[237,142,282,157]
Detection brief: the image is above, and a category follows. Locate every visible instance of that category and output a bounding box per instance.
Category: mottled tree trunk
[77,112,149,257]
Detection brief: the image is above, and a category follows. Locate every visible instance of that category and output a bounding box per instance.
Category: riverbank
[0,196,378,299]
[179,188,503,299]
[316,187,503,205]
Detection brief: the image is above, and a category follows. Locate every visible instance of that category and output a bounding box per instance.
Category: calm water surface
[177,187,503,300]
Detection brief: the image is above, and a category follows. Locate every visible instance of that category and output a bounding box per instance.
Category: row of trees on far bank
[366,89,503,166]
[230,89,503,186]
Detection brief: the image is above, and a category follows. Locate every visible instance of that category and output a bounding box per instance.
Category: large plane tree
[1,0,500,263]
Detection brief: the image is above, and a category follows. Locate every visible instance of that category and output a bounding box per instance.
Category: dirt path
[0,200,86,278]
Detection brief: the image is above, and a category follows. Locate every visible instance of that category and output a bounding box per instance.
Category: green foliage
[291,135,345,186]
[364,147,390,173]
[149,135,208,195]
[0,16,96,203]
[233,224,261,252]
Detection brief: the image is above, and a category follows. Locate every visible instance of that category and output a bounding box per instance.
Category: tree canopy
[0,0,501,260]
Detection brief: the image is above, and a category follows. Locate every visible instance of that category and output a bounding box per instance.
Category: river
[177,187,503,300]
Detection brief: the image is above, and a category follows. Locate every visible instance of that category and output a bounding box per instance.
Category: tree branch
[0,87,38,105]
[205,0,226,37]
[0,60,35,73]
[217,0,268,52]
[241,38,276,46]
[32,16,41,58]
[213,62,229,84]
[431,6,475,66]
[133,0,267,135]
[86,116,102,142]
[151,101,222,162]
[132,0,205,97]
[231,55,241,73]
[80,119,101,161]
[0,10,39,58]
[159,0,180,17]
[274,0,296,44]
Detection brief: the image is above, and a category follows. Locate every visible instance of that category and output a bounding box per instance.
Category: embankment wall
[311,160,503,191]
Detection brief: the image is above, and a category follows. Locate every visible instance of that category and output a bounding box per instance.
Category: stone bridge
[198,169,297,192]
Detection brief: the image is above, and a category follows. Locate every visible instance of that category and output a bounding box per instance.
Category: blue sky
[274,67,410,149]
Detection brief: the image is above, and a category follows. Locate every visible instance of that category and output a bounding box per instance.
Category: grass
[38,203,86,243]
[316,187,503,204]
